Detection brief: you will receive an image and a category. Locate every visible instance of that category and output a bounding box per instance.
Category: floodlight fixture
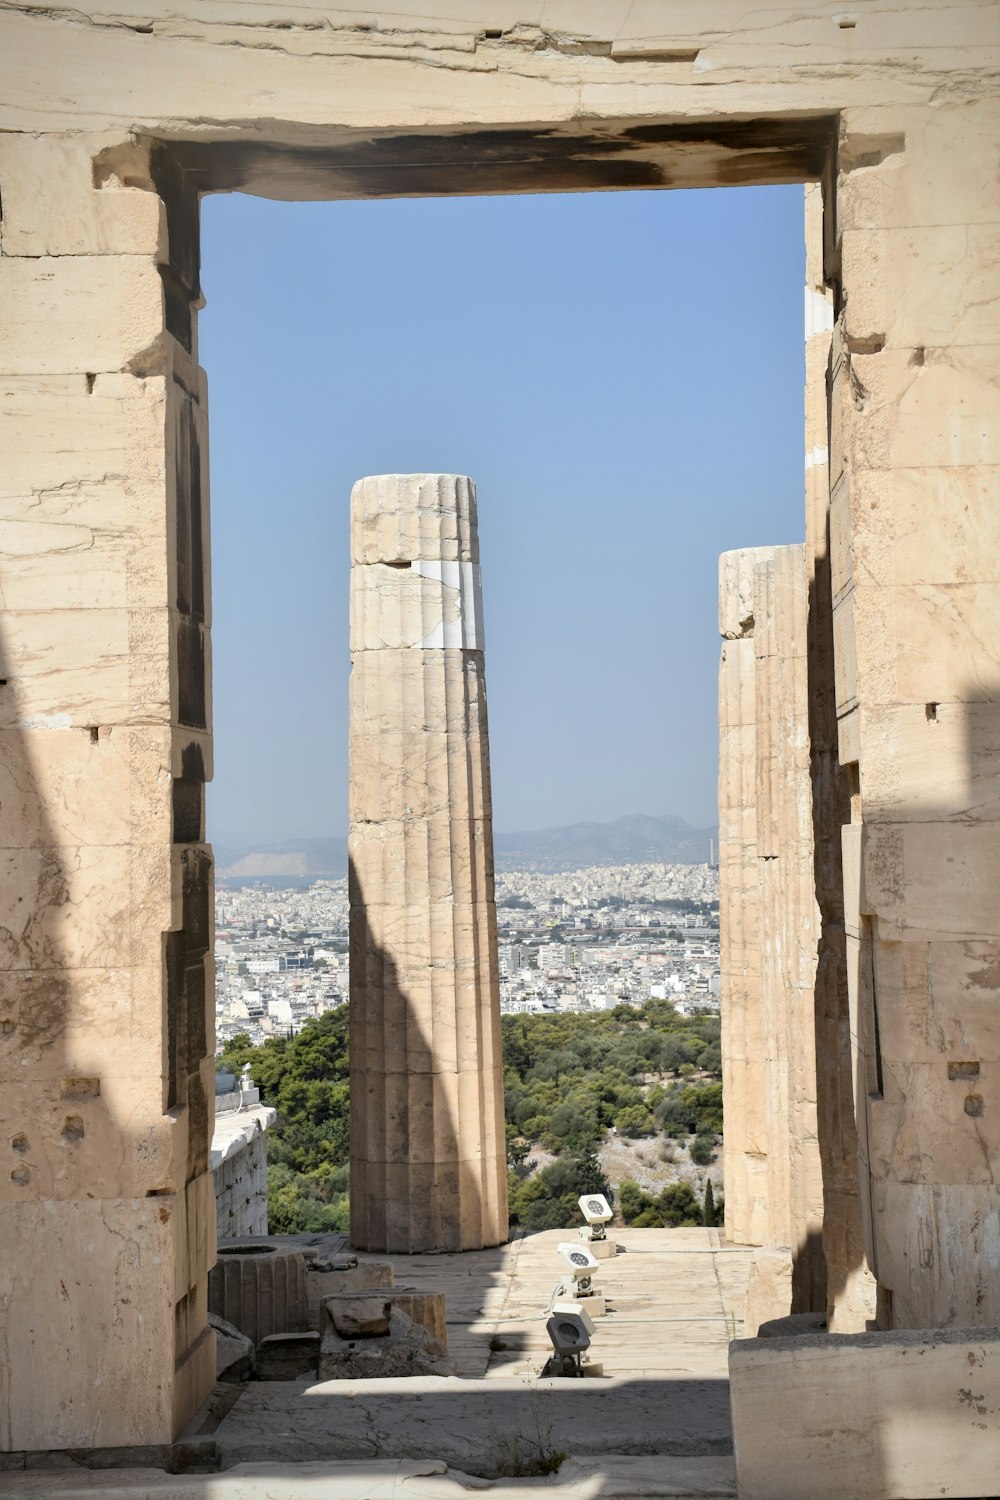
[551,1300,596,1337]
[544,1311,591,1376]
[557,1240,599,1296]
[578,1193,612,1240]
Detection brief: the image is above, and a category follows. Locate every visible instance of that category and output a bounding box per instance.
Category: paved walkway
[209,1227,752,1474]
[351,1226,750,1380]
[0,1230,750,1498]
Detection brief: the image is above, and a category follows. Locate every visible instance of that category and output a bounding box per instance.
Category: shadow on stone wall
[0,621,159,1450]
[806,510,863,1327]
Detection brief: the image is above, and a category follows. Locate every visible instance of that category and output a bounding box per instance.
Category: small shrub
[689,1133,716,1167]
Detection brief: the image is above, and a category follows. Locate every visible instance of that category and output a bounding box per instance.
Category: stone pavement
[344,1225,750,1380]
[207,1227,751,1473]
[0,1229,749,1498]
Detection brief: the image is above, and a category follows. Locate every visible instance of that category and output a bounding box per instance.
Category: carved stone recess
[348,474,507,1254]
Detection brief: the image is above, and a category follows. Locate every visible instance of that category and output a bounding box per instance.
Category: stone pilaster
[719,547,773,1250]
[755,544,825,1316]
[720,542,826,1333]
[348,474,507,1253]
[831,103,1000,1332]
[0,135,216,1447]
[803,180,876,1333]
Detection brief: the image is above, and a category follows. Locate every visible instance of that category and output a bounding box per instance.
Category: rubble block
[207,1242,308,1347]
[256,1332,321,1381]
[324,1289,448,1349]
[386,1291,448,1350]
[328,1296,392,1340]
[317,1306,456,1380]
[209,1313,254,1384]
[730,1326,1000,1500]
[306,1258,395,1332]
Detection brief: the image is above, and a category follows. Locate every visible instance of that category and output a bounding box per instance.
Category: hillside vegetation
[219,997,724,1236]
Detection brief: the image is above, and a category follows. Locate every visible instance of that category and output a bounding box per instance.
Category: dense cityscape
[214,861,719,1047]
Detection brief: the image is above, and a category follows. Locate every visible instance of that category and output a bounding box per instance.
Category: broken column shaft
[348,474,507,1253]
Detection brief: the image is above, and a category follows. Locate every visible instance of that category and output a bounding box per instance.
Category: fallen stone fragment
[306,1258,395,1330]
[318,1306,456,1379]
[326,1296,392,1340]
[208,1313,254,1384]
[324,1288,447,1349]
[256,1332,321,1381]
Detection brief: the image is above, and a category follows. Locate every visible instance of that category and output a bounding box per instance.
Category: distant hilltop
[215,813,717,880]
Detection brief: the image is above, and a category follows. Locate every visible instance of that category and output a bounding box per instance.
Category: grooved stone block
[207,1242,308,1347]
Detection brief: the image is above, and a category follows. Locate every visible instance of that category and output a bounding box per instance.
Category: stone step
[0,1455,737,1499]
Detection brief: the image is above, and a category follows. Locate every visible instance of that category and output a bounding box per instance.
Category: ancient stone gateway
[0,2,997,1488]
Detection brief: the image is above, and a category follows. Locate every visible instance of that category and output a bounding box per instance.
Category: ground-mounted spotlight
[543,1309,592,1377]
[577,1192,613,1242]
[556,1240,600,1298]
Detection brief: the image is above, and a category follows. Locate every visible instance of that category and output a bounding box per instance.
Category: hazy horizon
[213,807,720,855]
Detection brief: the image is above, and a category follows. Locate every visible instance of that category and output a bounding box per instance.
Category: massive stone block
[348,475,507,1253]
[730,1326,1000,1500]
[0,135,215,1450]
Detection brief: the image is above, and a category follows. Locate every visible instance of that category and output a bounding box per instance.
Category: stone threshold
[0,1455,737,1498]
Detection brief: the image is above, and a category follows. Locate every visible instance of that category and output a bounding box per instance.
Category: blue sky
[200,184,806,848]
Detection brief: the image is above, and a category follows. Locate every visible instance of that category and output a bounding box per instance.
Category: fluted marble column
[719,543,825,1330]
[348,474,508,1253]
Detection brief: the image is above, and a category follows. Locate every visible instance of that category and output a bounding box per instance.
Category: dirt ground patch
[599,1131,723,1201]
[521,1131,723,1204]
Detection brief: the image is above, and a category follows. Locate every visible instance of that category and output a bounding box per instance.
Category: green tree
[220,1007,352,1230]
[614,1104,656,1138]
[703,1178,717,1227]
[615,1177,651,1224]
[656,1182,702,1226]
[689,1133,717,1167]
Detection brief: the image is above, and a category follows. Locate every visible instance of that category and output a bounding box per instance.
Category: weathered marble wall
[722,97,1000,1345]
[211,1102,275,1240]
[0,134,217,1449]
[831,101,1000,1331]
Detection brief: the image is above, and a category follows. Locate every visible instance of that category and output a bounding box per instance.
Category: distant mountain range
[493,814,716,870]
[215,814,716,880]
